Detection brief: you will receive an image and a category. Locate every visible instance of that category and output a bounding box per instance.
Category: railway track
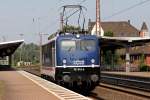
[99,83,150,99]
[100,73,150,99]
[101,73,150,92]
[17,67,40,76]
[91,83,150,100]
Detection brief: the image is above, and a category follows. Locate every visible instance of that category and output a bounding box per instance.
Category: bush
[104,31,114,37]
[139,65,149,72]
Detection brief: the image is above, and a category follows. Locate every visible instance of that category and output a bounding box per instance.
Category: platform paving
[0,71,59,100]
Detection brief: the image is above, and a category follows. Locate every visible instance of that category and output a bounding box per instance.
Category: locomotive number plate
[73,60,85,65]
[73,68,85,71]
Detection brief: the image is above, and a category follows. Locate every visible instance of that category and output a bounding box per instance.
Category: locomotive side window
[42,41,55,67]
[42,44,51,66]
[80,40,96,51]
[61,40,76,52]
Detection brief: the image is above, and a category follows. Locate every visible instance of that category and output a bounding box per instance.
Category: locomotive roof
[43,34,97,46]
[42,37,57,46]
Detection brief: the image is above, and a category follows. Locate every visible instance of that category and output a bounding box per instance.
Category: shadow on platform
[0,65,15,71]
[89,92,104,100]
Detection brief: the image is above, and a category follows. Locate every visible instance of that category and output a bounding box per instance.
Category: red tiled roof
[88,21,140,37]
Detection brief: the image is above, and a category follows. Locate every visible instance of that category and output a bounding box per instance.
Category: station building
[0,40,24,67]
[88,19,150,70]
[129,22,150,66]
[0,56,9,65]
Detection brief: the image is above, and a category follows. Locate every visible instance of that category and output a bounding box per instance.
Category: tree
[13,43,40,66]
[104,31,114,37]
[62,25,81,33]
[139,53,149,71]
[48,25,81,40]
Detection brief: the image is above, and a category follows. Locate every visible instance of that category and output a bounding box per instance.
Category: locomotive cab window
[80,40,96,51]
[61,40,76,52]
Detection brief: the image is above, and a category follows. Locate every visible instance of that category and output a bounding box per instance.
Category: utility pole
[2,36,6,42]
[39,33,48,68]
[96,0,101,37]
[39,33,42,68]
[37,17,42,68]
[35,17,48,69]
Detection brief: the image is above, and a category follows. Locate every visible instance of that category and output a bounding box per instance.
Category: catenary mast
[96,0,101,36]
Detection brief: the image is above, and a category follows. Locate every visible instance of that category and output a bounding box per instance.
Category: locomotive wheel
[81,82,96,92]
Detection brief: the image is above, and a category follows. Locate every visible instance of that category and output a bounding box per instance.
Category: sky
[0,0,150,44]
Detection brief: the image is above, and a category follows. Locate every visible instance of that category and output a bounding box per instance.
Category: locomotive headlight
[63,59,67,64]
[76,34,80,38]
[91,59,95,64]
[63,75,71,82]
[91,74,99,82]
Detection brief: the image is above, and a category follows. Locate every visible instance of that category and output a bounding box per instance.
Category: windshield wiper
[68,47,73,52]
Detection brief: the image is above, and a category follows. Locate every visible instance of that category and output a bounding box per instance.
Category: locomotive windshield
[61,40,76,52]
[80,40,96,51]
[61,40,96,52]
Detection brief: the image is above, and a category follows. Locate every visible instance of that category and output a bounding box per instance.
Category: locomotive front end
[56,34,100,91]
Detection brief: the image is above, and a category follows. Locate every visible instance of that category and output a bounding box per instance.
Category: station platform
[0,71,90,100]
[0,71,59,100]
[102,71,150,78]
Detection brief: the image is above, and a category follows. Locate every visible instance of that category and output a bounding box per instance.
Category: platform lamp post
[125,46,130,72]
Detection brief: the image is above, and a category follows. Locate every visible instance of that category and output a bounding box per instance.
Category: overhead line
[78,0,87,5]
[36,0,64,20]
[32,0,64,34]
[105,0,150,19]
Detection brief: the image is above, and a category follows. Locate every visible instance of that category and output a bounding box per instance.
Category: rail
[101,74,150,92]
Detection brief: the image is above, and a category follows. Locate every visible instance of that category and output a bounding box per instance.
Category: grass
[0,81,5,100]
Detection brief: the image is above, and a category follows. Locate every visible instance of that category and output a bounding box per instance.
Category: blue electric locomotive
[41,33,100,91]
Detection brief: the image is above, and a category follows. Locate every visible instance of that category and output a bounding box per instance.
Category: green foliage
[139,65,149,72]
[139,53,149,71]
[104,31,114,37]
[103,50,112,65]
[139,54,145,69]
[48,25,81,40]
[48,33,56,40]
[13,43,40,66]
[117,56,125,66]
[103,50,120,67]
[62,25,81,32]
